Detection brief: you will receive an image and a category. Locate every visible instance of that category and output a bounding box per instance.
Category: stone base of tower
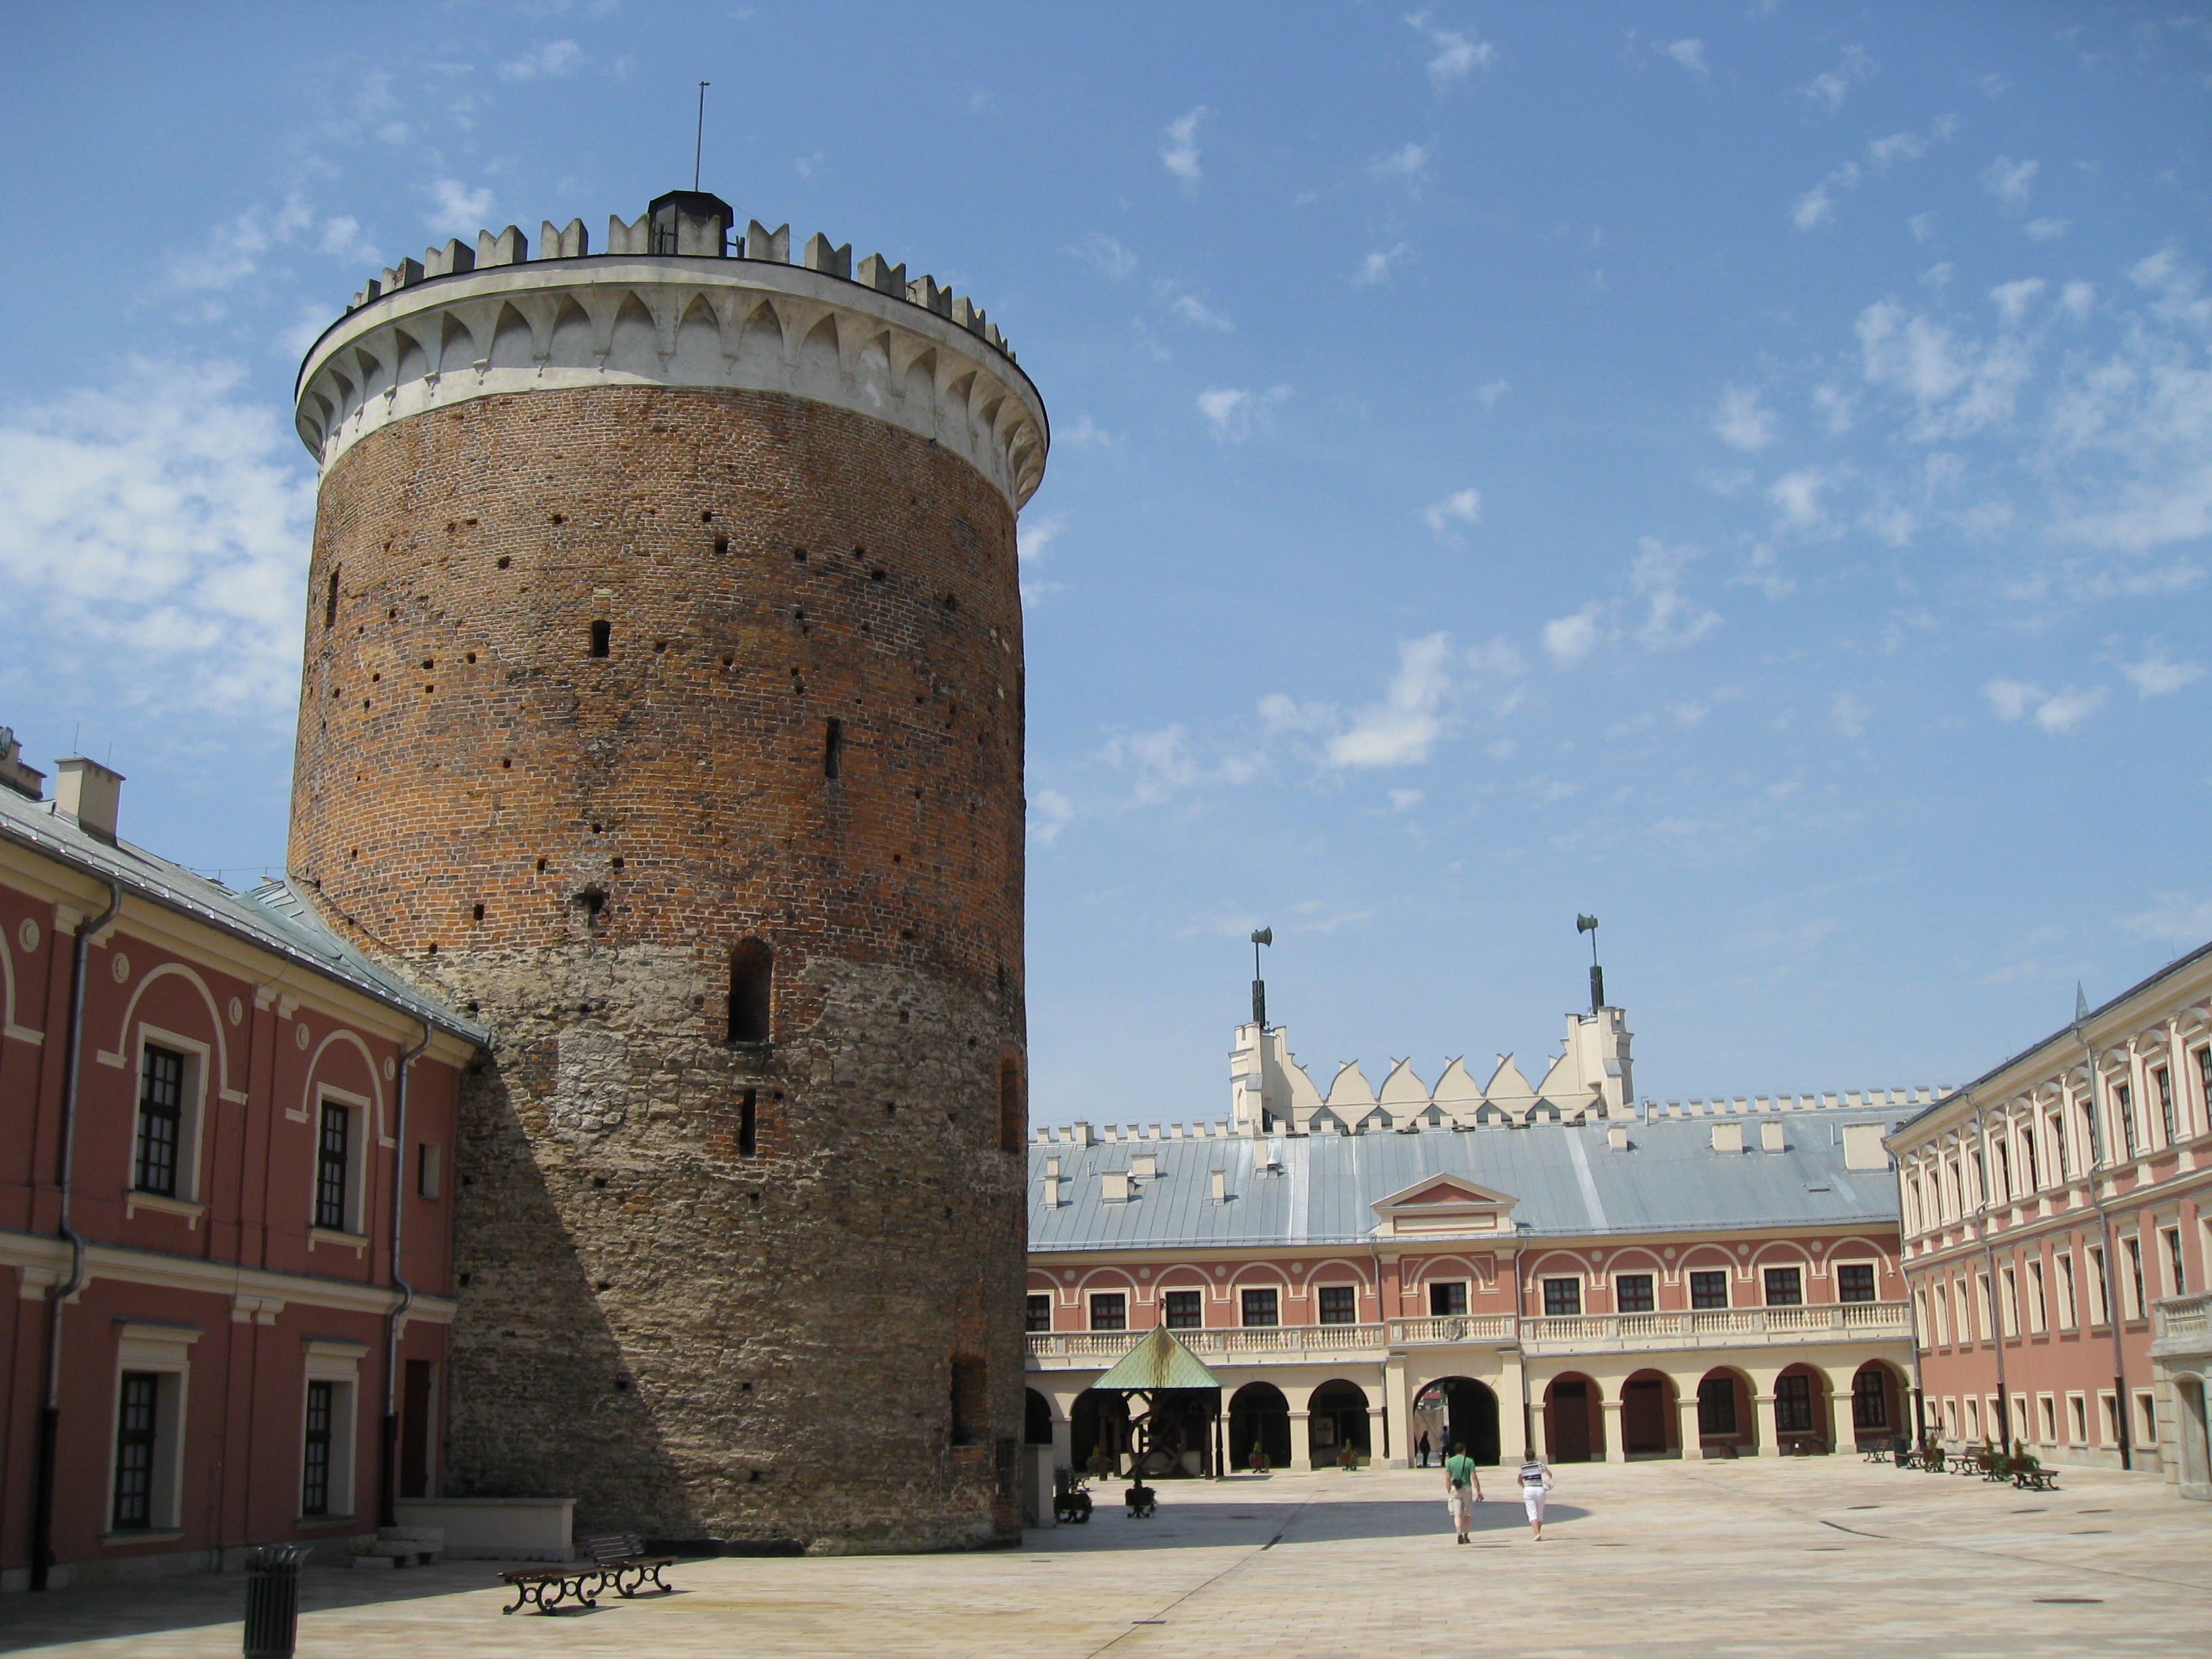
[410,944,1025,1552]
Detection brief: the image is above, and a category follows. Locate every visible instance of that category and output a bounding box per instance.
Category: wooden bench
[500,1563,598,1616]
[2011,1465,2060,1492]
[581,1532,678,1599]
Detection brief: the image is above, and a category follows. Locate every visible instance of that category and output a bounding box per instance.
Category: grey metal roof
[1029,1113,1906,1251]
[0,787,487,1047]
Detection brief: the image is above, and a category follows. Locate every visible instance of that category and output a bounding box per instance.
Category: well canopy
[1090,1327,1223,1393]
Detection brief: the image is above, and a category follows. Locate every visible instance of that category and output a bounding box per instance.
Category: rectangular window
[1316,1286,1357,1325]
[1163,1290,1202,1329]
[2028,1261,2047,1332]
[1696,1375,1737,1435]
[2197,1046,2212,1128]
[2089,1246,2110,1326]
[2165,1227,2188,1298]
[1977,1272,1995,1338]
[1427,1281,1467,1317]
[949,1357,986,1446]
[1763,1267,1803,1307]
[416,1143,442,1202]
[1837,1263,1876,1304]
[2116,1084,2137,1159]
[111,1372,160,1530]
[2039,1395,2057,1443]
[2001,1266,2020,1335]
[1774,1373,1814,1433]
[822,717,843,779]
[1965,1396,1982,1441]
[2068,1394,2087,1444]
[1542,1277,1582,1316]
[314,1101,352,1232]
[301,1380,334,1517]
[1024,1294,1052,1334]
[1929,1286,1948,1346]
[2156,1067,2176,1147]
[1851,1368,1889,1430]
[2124,1236,2145,1319]
[1240,1287,1278,1328]
[1689,1270,1729,1309]
[1088,1292,1126,1332]
[134,1044,186,1198]
[2020,1128,2038,1190]
[1614,1273,1655,1313]
[2136,1391,2157,1447]
[2056,1252,2077,1328]
[2049,1111,2067,1181]
[2098,1391,2117,1446]
[1996,1139,2012,1200]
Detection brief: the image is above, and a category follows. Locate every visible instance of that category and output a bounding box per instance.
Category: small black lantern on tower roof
[648,190,733,255]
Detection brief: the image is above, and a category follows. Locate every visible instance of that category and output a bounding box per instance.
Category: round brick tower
[287,193,1046,1550]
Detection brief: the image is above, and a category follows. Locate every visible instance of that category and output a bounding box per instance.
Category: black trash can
[242,1544,310,1659]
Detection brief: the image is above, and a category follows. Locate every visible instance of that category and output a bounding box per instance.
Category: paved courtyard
[4,1460,2209,1658]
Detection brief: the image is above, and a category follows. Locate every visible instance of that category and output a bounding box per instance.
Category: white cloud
[1326,632,1456,767]
[2119,893,2212,950]
[1990,278,2045,327]
[1662,39,1708,75]
[1908,211,1938,241]
[1017,512,1065,564]
[2120,648,2204,697]
[497,39,585,79]
[1984,678,2107,731]
[1475,379,1510,408]
[1542,607,1602,665]
[425,179,495,236]
[1799,46,1872,112]
[2025,216,2071,242]
[1407,12,1495,91]
[1980,155,2039,210]
[1629,537,1720,648]
[1855,300,2031,438]
[1387,787,1425,811]
[1768,468,1832,534]
[1161,106,1207,188]
[1028,788,1075,845]
[1171,294,1234,331]
[161,195,316,292]
[1196,385,1290,442]
[1372,142,1428,182]
[1830,691,1868,739]
[316,216,377,263]
[1258,693,1335,736]
[1353,244,1410,287]
[1812,384,1856,433]
[1713,385,1778,451]
[1060,413,1113,447]
[0,359,313,719]
[1103,724,1264,803]
[1866,131,1927,169]
[1074,233,1137,279]
[1791,179,1840,230]
[1421,487,1482,535]
[2060,281,2095,320]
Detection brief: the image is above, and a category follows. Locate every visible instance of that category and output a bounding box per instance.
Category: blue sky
[1,4,2208,1124]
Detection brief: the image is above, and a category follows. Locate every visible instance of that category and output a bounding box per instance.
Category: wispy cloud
[424,179,495,236]
[1421,488,1482,536]
[2119,892,2212,950]
[497,39,586,79]
[2024,216,2070,242]
[2119,647,2204,697]
[1406,12,1496,92]
[1028,788,1076,845]
[1170,293,1233,331]
[1073,233,1137,279]
[1980,155,2039,210]
[1326,633,1458,767]
[1196,385,1290,442]
[1542,607,1602,665]
[1985,678,2108,733]
[1798,44,1874,112]
[1161,106,1207,188]
[1353,243,1410,287]
[1372,142,1428,185]
[1628,536,1720,649]
[1661,39,1708,76]
[1713,385,1778,451]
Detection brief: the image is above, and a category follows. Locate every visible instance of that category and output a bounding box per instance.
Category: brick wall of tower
[287,384,1030,1550]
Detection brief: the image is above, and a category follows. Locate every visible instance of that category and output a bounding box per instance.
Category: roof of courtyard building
[1028,1110,1908,1251]
[0,783,487,1046]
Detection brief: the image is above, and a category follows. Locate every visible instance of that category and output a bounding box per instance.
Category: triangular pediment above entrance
[1371,1172,1518,1235]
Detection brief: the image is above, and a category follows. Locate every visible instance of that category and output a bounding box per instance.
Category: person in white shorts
[1517,1454,1553,1539]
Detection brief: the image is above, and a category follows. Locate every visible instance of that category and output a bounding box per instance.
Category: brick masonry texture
[287,384,1029,1550]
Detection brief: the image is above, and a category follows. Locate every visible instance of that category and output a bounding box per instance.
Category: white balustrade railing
[2151,1290,2211,1355]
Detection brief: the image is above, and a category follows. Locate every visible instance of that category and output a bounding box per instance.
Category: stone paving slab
[2,1460,2206,1656]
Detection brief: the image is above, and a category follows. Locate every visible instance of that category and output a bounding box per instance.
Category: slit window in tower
[325,567,341,630]
[738,1088,758,1158]
[949,1357,987,1446]
[588,619,611,657]
[728,939,773,1044]
[823,717,842,779]
[997,1059,1023,1152]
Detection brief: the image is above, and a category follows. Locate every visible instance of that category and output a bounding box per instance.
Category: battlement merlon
[293,192,1048,511]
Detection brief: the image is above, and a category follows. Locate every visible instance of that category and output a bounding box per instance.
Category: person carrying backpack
[1442,1441,1483,1543]
[1517,1453,1554,1540]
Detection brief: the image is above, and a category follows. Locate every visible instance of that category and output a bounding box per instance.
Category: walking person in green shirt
[1442,1441,1483,1544]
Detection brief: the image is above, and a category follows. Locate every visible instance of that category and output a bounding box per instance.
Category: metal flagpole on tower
[693,81,710,191]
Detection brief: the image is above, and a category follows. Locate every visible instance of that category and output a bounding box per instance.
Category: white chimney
[54,757,125,844]
[1710,1122,1744,1154]
[1042,1174,1062,1206]
[1605,1124,1629,1151]
[1760,1121,1786,1153]
[1131,1153,1158,1178]
[1101,1171,1132,1203]
[1210,1169,1228,1203]
[1071,1120,1094,1147]
[1841,1122,1891,1170]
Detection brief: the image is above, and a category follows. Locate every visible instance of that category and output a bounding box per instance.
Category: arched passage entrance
[1413,1376,1502,1465]
[1695,1367,1755,1457]
[1024,1388,1054,1447]
[1620,1370,1678,1458]
[1543,1373,1603,1462]
[1307,1380,1371,1466]
[1071,1388,1130,1477]
[1775,1362,1833,1454]
[1229,1381,1292,1471]
[1849,1361,1903,1451]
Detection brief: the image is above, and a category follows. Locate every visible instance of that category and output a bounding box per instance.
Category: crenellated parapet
[295,190,1048,509]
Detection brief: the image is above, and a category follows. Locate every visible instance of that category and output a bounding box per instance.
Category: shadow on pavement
[1028,1496,1589,1551]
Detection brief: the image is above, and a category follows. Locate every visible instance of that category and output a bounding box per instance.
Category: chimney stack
[54,757,124,844]
[0,728,43,801]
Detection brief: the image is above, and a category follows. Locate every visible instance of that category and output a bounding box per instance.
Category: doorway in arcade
[1073,1387,1220,1477]
[1412,1376,1502,1465]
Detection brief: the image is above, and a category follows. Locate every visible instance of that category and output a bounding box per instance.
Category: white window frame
[1832,1258,1879,1305]
[417,1141,443,1202]
[2026,1258,2047,1333]
[300,1338,367,1521]
[2133,1389,2158,1450]
[1540,1275,1583,1317]
[2066,1391,2087,1446]
[2160,1224,2186,1298]
[125,1025,211,1220]
[2097,1390,2118,1447]
[2036,1393,2057,1445]
[106,1322,198,1538]
[309,1086,373,1241]
[1612,1270,1657,1313]
[2121,1234,2146,1320]
[1425,1278,1470,1317]
[2054,1251,2077,1330]
[1687,1267,1732,1311]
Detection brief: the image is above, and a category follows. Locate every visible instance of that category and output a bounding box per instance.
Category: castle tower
[287,194,1047,1549]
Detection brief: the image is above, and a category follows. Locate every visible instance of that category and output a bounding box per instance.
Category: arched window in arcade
[1227,1381,1291,1472]
[1307,1380,1372,1466]
[728,939,773,1044]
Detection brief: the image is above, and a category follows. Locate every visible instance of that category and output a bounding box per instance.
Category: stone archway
[1620,1370,1677,1458]
[1071,1389,1130,1478]
[1774,1362,1833,1454]
[1849,1361,1904,1451]
[1229,1381,1292,1472]
[1024,1388,1054,1447]
[1307,1379,1371,1467]
[1413,1376,1502,1466]
[1542,1372,1603,1462]
[1694,1367,1757,1458]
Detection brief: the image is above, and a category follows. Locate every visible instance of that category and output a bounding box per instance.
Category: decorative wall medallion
[384,1056,396,1080]
[110,952,129,983]
[1662,1246,1676,1261]
[1062,1270,1075,1283]
[228,997,244,1027]
[1136,1267,1149,1279]
[16,918,37,952]
[295,1023,312,1050]
[1737,1244,1750,1256]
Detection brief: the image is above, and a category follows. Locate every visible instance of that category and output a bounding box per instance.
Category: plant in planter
[1246,1446,1270,1474]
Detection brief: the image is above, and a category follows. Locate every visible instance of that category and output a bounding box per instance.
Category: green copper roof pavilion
[1090,1327,1223,1393]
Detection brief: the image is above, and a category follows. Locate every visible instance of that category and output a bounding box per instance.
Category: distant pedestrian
[1443,1442,1483,1544]
[1517,1453,1554,1540]
[1416,1431,1432,1469]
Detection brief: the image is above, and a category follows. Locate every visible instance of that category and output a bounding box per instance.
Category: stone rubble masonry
[287,382,1029,1551]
